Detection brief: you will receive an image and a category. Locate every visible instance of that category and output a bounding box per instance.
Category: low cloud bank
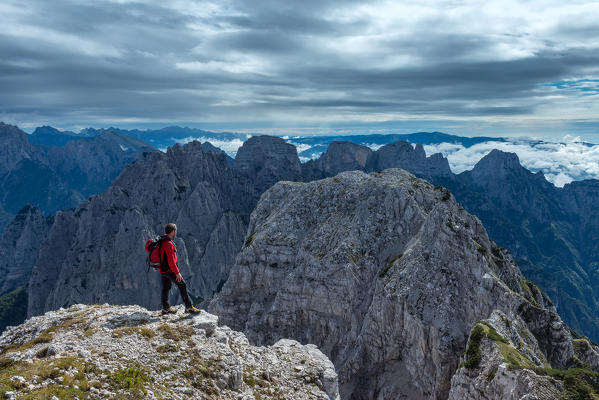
[422,136,599,187]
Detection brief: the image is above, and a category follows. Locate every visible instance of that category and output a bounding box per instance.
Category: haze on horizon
[1,0,599,141]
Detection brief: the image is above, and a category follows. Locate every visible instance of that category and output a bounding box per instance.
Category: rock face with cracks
[0,304,339,400]
[210,168,589,400]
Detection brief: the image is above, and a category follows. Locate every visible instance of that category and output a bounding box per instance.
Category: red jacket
[159,237,180,275]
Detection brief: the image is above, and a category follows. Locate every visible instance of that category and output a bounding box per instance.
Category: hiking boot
[161,307,177,315]
[185,305,201,314]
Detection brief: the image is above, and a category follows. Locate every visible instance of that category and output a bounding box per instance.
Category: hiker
[147,223,201,315]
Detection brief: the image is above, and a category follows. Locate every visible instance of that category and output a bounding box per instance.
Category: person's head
[165,223,177,239]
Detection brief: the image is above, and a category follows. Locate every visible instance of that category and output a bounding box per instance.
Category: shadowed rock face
[302,141,373,180]
[0,123,37,173]
[0,123,154,217]
[0,205,53,332]
[302,140,451,181]
[233,135,302,204]
[369,141,451,178]
[27,141,249,316]
[0,205,52,295]
[209,169,576,400]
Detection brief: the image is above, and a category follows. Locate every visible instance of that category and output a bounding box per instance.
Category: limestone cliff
[210,169,591,399]
[27,141,248,316]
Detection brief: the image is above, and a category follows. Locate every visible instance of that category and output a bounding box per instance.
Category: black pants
[161,272,192,310]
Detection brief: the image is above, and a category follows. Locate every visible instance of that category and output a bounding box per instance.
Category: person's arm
[164,241,180,275]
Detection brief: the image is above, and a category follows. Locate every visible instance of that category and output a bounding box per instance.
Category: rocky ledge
[449,309,599,400]
[0,304,339,399]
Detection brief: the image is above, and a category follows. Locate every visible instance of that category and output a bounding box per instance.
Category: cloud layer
[422,136,599,186]
[1,0,599,137]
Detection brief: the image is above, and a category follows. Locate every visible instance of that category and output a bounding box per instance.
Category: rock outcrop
[368,141,451,178]
[210,168,591,399]
[302,140,451,181]
[0,304,339,399]
[448,309,599,400]
[0,204,53,332]
[302,142,372,180]
[0,122,37,173]
[233,136,302,205]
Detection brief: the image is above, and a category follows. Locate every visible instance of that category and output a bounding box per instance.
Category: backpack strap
[158,236,171,273]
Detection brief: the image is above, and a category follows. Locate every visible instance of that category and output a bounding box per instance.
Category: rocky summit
[210,168,599,399]
[0,304,339,399]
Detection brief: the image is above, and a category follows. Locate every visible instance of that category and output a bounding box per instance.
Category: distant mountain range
[29,125,249,151]
[0,122,154,220]
[26,124,599,187]
[26,124,505,160]
[287,131,506,160]
[1,123,599,348]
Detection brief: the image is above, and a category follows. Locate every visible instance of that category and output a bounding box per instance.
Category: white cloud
[175,53,273,75]
[173,136,246,157]
[288,143,312,154]
[423,138,599,187]
[365,143,384,151]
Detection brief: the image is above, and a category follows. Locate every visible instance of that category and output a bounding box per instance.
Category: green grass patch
[83,328,98,338]
[111,365,150,391]
[0,356,98,399]
[498,342,535,370]
[463,321,532,370]
[464,324,485,369]
[573,339,594,355]
[155,343,179,353]
[533,367,599,400]
[112,326,156,339]
[157,324,194,341]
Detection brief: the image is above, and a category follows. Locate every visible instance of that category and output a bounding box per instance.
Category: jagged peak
[0,122,28,138]
[474,149,521,170]
[469,149,526,180]
[31,126,68,136]
[233,135,300,171]
[236,134,291,148]
[15,204,42,216]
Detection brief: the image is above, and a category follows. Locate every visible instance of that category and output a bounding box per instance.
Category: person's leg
[161,273,172,310]
[174,278,193,308]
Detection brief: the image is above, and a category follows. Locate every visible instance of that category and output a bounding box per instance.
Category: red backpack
[145,236,170,271]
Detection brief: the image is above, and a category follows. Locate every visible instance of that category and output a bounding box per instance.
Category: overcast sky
[1,0,599,139]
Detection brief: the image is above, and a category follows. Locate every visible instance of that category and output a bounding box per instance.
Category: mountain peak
[210,167,582,399]
[476,149,521,169]
[31,126,63,136]
[0,122,28,139]
[470,149,524,180]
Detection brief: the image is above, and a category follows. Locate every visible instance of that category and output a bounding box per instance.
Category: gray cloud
[1,0,599,135]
